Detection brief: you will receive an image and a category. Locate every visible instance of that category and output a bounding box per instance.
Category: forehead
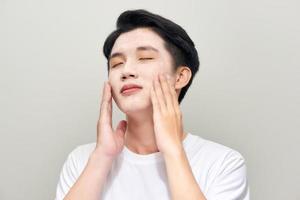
[110,28,167,56]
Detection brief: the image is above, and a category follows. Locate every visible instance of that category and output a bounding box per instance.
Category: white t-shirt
[55,132,250,200]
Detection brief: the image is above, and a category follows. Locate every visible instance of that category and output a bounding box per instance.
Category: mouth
[121,87,142,96]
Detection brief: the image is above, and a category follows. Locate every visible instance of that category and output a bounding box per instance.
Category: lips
[120,84,143,93]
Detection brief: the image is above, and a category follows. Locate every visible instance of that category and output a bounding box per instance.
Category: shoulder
[67,142,97,172]
[55,142,97,200]
[187,133,246,162]
[71,142,97,156]
[186,133,249,199]
[69,142,97,160]
[186,133,247,180]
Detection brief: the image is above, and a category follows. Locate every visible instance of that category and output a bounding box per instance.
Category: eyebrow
[109,45,159,61]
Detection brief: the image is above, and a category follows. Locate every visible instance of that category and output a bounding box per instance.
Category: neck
[124,107,159,155]
[124,107,187,155]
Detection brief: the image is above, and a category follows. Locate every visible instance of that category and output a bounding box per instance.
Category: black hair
[103,9,200,104]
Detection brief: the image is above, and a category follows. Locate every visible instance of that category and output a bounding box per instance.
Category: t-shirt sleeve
[206,150,250,200]
[55,146,81,200]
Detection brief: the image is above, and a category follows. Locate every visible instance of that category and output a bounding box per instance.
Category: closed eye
[139,58,153,60]
[112,63,123,68]
[112,58,153,68]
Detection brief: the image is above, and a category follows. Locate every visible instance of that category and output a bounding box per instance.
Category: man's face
[108,27,175,114]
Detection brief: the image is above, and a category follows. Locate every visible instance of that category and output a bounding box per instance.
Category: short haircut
[103,9,200,104]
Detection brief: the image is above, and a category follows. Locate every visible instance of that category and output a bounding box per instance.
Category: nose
[121,62,138,81]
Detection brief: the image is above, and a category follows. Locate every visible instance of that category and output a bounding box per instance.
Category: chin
[115,97,152,115]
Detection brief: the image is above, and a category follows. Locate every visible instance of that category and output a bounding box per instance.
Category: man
[55,9,250,200]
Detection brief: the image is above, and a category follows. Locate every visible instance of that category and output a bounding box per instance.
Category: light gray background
[1,0,299,199]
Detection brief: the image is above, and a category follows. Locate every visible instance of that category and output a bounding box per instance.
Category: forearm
[63,150,114,200]
[164,146,207,200]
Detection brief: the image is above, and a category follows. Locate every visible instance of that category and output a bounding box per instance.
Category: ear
[174,66,192,91]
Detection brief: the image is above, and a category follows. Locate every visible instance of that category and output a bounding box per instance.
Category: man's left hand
[150,73,185,156]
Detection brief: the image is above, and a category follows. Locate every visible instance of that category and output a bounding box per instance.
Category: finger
[167,77,181,118]
[153,74,167,113]
[115,120,127,138]
[99,81,112,127]
[159,73,174,112]
[150,80,160,113]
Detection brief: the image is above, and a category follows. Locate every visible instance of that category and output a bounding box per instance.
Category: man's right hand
[95,81,127,159]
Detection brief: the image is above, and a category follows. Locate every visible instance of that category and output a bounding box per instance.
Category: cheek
[107,77,118,99]
[148,60,166,76]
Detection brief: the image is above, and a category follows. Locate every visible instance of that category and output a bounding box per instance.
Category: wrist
[163,143,185,160]
[79,150,115,185]
[88,149,115,169]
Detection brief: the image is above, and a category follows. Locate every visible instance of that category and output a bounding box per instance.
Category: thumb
[115,120,127,138]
